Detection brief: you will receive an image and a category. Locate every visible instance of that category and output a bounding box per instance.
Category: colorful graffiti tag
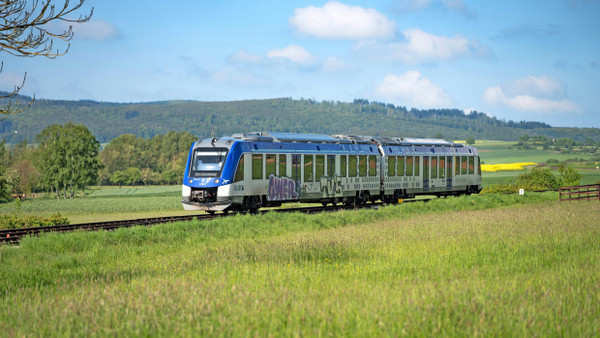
[268,175,299,201]
[320,176,343,198]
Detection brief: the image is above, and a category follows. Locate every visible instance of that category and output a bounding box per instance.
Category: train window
[316,155,325,180]
[234,155,244,182]
[388,156,396,176]
[439,156,445,179]
[415,156,420,177]
[252,154,263,180]
[461,156,468,175]
[398,156,404,176]
[455,156,460,175]
[340,155,347,177]
[368,155,377,177]
[266,154,276,178]
[406,156,413,176]
[190,148,229,177]
[304,154,314,182]
[327,155,335,177]
[359,155,367,177]
[279,154,286,177]
[468,156,475,175]
[447,157,452,177]
[477,156,482,177]
[349,155,358,177]
[431,157,438,179]
[292,154,301,181]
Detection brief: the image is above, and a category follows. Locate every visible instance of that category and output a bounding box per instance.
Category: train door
[327,155,335,177]
[446,156,453,189]
[292,154,301,198]
[423,156,429,191]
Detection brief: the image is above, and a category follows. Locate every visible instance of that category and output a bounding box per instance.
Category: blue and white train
[181,132,482,213]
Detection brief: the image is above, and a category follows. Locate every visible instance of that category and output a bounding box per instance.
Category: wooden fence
[559,184,600,202]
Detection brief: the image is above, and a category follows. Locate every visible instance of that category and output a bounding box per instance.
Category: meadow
[0,193,598,335]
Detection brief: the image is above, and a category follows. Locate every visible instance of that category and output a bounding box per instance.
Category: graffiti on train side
[320,176,343,198]
[267,175,299,201]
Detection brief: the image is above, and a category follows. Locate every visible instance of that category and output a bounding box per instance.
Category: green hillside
[1,95,599,143]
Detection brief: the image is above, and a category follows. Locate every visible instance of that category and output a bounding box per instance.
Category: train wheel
[207,210,215,215]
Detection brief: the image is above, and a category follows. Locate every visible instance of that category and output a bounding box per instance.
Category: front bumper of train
[181,184,233,211]
[181,199,232,211]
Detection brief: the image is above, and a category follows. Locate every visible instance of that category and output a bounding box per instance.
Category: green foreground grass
[1,193,598,336]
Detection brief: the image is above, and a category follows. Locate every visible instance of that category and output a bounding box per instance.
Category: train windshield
[190,148,228,177]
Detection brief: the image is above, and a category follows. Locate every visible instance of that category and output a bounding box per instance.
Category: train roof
[227,132,464,148]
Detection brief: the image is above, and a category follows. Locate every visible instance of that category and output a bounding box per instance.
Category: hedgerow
[0,213,69,230]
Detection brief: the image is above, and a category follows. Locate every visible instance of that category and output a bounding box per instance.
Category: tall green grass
[1,193,598,335]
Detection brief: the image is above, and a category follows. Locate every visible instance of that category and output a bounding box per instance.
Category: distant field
[474,140,595,164]
[1,193,598,336]
[475,140,600,185]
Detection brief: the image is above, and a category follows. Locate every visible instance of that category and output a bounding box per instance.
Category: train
[181,132,482,213]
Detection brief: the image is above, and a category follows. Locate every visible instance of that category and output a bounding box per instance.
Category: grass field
[1,193,598,335]
[0,186,197,224]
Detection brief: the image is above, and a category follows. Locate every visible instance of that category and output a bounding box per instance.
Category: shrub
[516,167,561,191]
[0,213,69,230]
[558,165,582,187]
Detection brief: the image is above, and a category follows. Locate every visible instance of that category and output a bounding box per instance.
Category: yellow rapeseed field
[481,162,536,172]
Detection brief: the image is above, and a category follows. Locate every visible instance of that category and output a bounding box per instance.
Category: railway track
[0,199,428,245]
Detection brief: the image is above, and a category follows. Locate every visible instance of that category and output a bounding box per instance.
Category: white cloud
[355,28,488,64]
[501,75,565,99]
[483,76,581,114]
[228,47,353,73]
[374,71,452,108]
[228,49,264,65]
[322,57,352,72]
[71,20,120,40]
[290,1,396,40]
[392,28,487,63]
[266,45,319,67]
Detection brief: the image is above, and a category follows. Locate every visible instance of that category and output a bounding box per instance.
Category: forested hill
[1,95,599,143]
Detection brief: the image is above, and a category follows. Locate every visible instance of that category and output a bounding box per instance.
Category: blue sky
[2,0,599,128]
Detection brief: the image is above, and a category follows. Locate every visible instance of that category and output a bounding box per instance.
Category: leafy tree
[11,159,37,197]
[0,140,17,200]
[0,0,93,116]
[110,170,128,188]
[558,165,582,187]
[35,122,102,198]
[99,131,195,184]
[465,137,475,145]
[141,168,162,186]
[161,169,179,185]
[124,167,142,186]
[516,167,561,191]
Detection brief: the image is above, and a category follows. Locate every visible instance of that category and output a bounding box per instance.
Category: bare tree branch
[0,0,93,116]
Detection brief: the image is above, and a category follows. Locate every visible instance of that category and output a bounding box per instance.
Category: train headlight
[215,179,220,184]
[189,179,193,184]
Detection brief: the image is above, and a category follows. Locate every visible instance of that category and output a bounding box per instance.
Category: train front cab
[181,139,241,212]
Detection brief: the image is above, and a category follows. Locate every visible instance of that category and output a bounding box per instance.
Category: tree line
[2,96,599,145]
[0,123,197,201]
